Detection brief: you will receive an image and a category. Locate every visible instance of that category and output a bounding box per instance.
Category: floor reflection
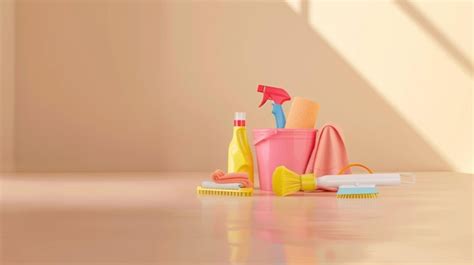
[198,191,381,264]
[199,196,253,264]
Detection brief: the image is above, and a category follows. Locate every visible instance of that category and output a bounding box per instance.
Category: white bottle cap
[234,112,246,120]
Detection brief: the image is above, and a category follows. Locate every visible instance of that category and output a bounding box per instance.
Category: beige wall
[0,0,15,172]
[7,0,474,173]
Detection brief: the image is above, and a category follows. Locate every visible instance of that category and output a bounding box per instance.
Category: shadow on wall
[15,1,451,171]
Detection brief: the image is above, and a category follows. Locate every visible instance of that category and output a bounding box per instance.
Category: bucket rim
[252,128,317,145]
[253,128,316,133]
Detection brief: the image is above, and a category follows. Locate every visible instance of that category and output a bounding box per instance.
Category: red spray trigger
[257,84,291,107]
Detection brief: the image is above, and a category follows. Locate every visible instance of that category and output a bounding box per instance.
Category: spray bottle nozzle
[256,84,291,107]
[256,84,291,128]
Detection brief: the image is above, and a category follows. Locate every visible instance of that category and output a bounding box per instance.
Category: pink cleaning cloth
[305,124,351,192]
[211,169,252,188]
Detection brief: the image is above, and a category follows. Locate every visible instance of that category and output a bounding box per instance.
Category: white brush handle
[316,173,401,188]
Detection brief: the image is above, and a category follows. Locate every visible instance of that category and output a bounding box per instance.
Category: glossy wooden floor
[0,172,472,265]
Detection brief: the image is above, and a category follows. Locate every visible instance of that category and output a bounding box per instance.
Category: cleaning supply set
[197,84,412,198]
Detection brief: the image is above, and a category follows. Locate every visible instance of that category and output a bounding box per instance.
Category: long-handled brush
[272,164,402,197]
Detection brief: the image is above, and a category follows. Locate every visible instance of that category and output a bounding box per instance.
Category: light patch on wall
[288,1,473,173]
[285,0,302,14]
[409,0,472,69]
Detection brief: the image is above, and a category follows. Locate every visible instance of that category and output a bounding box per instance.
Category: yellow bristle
[337,193,378,199]
[196,186,253,197]
[272,166,303,196]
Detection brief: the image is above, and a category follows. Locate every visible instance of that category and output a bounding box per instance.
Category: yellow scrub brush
[196,181,253,196]
[272,163,402,197]
[196,187,253,196]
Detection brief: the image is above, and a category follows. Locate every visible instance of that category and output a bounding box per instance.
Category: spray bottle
[257,84,291,128]
[228,112,254,186]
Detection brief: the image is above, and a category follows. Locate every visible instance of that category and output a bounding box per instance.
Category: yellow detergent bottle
[228,112,254,186]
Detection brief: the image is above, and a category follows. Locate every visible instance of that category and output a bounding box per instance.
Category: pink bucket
[253,129,316,191]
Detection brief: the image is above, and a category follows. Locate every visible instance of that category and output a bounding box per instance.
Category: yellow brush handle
[338,163,373,175]
[301,173,317,191]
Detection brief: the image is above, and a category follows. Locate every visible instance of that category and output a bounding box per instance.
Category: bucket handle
[337,163,374,174]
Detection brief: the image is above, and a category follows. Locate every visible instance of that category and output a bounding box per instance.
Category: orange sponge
[285,97,320,129]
